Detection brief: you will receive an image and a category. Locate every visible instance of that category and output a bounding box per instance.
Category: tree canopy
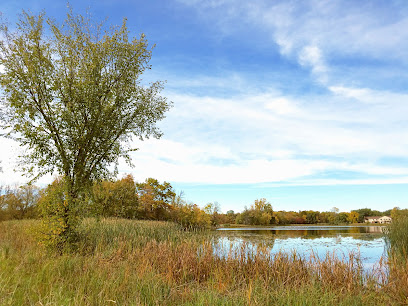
[0,10,171,248]
[0,10,170,195]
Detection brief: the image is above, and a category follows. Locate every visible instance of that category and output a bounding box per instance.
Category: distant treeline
[1,175,405,227]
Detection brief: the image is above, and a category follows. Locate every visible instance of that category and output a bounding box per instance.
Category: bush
[36,178,81,252]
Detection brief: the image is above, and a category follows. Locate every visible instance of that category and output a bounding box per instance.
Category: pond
[215,226,387,271]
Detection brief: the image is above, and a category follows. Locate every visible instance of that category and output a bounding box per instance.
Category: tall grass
[385,215,408,260]
[75,218,210,255]
[0,218,406,305]
[383,215,408,304]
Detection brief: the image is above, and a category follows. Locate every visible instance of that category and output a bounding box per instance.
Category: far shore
[218,223,387,229]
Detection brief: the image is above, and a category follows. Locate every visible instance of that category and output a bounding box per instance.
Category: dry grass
[1,218,407,305]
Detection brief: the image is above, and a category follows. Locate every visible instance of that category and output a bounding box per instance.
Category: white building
[378,216,392,224]
[364,216,392,224]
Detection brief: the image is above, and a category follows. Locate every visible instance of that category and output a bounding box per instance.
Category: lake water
[215,226,387,271]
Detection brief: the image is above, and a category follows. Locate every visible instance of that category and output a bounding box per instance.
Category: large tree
[0,10,171,244]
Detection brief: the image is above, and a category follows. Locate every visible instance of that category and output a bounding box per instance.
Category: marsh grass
[75,218,210,255]
[385,215,408,260]
[383,215,408,304]
[0,218,406,305]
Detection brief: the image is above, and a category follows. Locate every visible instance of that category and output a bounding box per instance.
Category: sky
[1,0,408,213]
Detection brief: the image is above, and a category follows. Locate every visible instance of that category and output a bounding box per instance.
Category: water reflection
[214,226,386,270]
[218,225,383,238]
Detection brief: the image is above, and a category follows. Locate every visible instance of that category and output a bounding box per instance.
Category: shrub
[36,178,81,252]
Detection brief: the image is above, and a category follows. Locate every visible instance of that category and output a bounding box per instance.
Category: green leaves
[1,9,171,248]
[0,10,171,189]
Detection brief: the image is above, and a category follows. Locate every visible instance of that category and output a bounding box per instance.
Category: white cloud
[164,87,408,157]
[2,0,408,189]
[329,86,408,106]
[264,97,299,115]
[0,137,54,187]
[298,45,328,84]
[177,0,408,85]
[2,83,408,187]
[121,136,408,185]
[123,142,333,184]
[0,138,22,185]
[107,81,408,185]
[259,177,408,188]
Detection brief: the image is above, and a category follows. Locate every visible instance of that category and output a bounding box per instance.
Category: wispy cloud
[177,0,408,86]
[113,76,408,185]
[3,73,408,186]
[298,45,328,84]
[122,136,408,185]
[2,0,408,195]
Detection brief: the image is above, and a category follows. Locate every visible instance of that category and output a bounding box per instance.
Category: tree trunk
[60,176,80,249]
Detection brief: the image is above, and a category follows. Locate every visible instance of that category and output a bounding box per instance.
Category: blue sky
[1,0,408,213]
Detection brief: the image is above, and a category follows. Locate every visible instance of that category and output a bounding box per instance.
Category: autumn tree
[204,202,222,226]
[335,212,349,224]
[0,184,39,220]
[14,184,40,219]
[0,10,171,248]
[225,210,236,224]
[253,198,274,225]
[170,193,211,229]
[352,208,382,223]
[136,178,176,220]
[91,174,138,218]
[301,210,320,224]
[347,211,359,224]
[237,198,274,225]
[390,207,408,220]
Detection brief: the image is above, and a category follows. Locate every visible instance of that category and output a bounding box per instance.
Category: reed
[385,215,408,261]
[0,218,406,305]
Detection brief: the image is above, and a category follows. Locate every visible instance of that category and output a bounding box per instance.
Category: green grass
[0,218,406,305]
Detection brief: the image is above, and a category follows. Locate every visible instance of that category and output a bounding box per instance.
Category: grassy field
[0,218,407,305]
